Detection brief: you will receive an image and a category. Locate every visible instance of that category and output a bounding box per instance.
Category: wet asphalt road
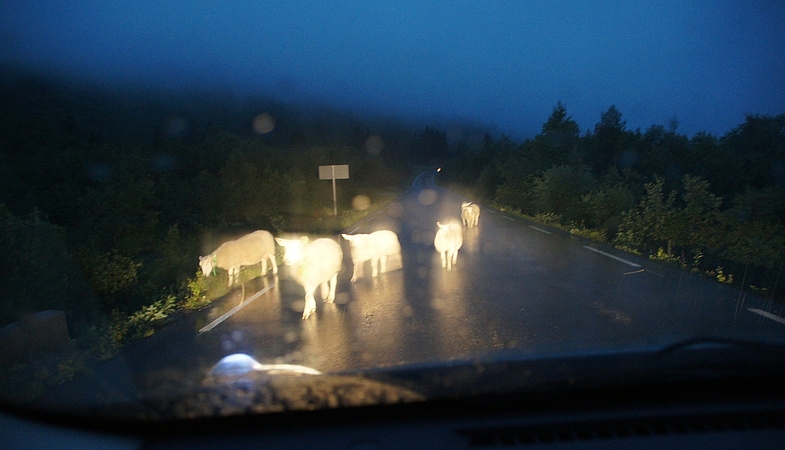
[109,171,785,399]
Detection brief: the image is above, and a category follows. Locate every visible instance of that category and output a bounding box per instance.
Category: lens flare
[352,194,371,210]
[164,116,190,138]
[418,189,438,205]
[364,134,384,154]
[252,113,276,134]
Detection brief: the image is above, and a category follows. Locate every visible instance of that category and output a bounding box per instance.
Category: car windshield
[1,1,784,420]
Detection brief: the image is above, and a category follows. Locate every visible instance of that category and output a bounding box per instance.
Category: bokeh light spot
[364,134,384,154]
[164,116,190,139]
[289,299,305,313]
[418,189,438,205]
[151,153,177,172]
[252,113,276,134]
[387,202,403,218]
[334,292,350,305]
[85,162,110,182]
[352,194,371,210]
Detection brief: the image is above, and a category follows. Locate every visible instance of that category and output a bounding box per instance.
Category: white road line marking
[502,215,516,221]
[748,308,785,325]
[582,246,641,267]
[199,282,276,334]
[366,216,374,222]
[348,226,360,234]
[529,225,552,234]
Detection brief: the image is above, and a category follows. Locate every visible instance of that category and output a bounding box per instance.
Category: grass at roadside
[0,187,406,404]
[92,189,404,355]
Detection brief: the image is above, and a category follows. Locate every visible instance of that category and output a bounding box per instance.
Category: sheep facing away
[461,201,480,228]
[341,230,402,283]
[199,230,278,287]
[275,236,343,319]
[434,220,463,271]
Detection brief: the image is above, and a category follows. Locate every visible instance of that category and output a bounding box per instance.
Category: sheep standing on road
[461,201,480,228]
[434,220,463,271]
[342,230,402,283]
[276,236,343,319]
[199,230,278,288]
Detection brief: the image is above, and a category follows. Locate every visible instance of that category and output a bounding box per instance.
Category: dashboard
[4,369,785,449]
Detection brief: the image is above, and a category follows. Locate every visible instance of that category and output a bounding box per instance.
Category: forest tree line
[0,76,424,342]
[441,102,785,300]
[1,74,783,350]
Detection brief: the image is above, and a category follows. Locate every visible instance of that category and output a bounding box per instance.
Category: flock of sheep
[198,201,480,319]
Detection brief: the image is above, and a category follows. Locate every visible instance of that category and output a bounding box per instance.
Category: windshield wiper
[654,336,784,360]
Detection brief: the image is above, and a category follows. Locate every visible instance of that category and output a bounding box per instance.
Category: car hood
[6,337,785,423]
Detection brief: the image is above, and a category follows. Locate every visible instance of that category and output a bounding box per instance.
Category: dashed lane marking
[199,282,277,334]
[582,246,641,268]
[748,308,785,325]
[528,225,552,235]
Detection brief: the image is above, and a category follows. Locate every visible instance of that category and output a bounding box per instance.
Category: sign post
[318,164,349,217]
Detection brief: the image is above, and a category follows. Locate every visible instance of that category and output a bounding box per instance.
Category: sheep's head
[199,254,215,276]
[341,233,370,248]
[276,236,310,265]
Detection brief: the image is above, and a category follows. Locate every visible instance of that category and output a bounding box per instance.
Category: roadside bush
[181,271,213,311]
[0,205,96,327]
[109,294,178,346]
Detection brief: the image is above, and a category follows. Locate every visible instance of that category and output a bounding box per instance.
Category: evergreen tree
[585,105,630,175]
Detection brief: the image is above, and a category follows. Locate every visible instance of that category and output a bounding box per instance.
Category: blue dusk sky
[1,0,784,138]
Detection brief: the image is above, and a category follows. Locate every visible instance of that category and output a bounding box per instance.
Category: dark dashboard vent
[462,412,785,447]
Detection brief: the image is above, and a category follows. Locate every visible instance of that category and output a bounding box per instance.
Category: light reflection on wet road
[121,171,785,392]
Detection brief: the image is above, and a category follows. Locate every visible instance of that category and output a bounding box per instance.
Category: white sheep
[275,236,343,319]
[461,201,480,228]
[341,230,402,283]
[434,220,463,271]
[199,230,278,287]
